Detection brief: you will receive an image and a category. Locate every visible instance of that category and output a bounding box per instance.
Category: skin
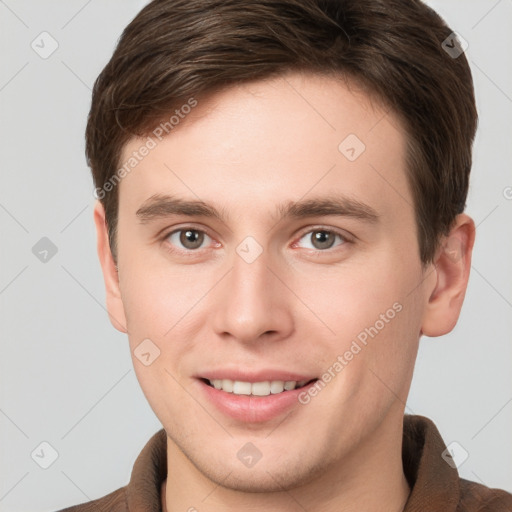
[94,71,475,512]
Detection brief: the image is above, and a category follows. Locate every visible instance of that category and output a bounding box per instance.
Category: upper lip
[197,369,317,382]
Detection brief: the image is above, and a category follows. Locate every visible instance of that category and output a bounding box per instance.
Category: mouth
[196,374,319,422]
[201,378,317,396]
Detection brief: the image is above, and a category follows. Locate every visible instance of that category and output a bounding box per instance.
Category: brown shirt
[57,415,512,511]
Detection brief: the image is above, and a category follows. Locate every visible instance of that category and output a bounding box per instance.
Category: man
[59,0,512,510]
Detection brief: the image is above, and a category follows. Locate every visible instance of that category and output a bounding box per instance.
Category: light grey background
[0,1,511,510]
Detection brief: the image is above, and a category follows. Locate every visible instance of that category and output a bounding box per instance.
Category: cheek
[292,252,424,372]
[121,267,205,416]
[119,258,210,340]
[291,263,404,337]
[119,262,216,407]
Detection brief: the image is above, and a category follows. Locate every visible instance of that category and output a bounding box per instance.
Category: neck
[164,412,410,512]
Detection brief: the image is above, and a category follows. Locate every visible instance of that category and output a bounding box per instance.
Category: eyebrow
[136,193,379,225]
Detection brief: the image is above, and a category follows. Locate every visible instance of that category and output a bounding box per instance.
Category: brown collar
[161,478,167,512]
[124,415,511,511]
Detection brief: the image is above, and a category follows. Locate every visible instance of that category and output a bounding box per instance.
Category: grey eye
[168,229,210,250]
[297,230,345,250]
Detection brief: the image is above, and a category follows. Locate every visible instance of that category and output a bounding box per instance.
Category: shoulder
[55,486,127,512]
[458,478,512,512]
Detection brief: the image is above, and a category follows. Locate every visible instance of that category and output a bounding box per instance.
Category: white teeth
[221,379,234,392]
[284,380,296,391]
[270,380,285,394]
[233,381,252,395]
[251,381,271,396]
[208,379,305,396]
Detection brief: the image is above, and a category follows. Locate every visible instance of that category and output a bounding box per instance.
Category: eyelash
[161,226,219,256]
[292,227,351,251]
[161,225,353,255]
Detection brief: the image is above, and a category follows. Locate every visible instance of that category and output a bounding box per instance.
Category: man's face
[112,72,431,491]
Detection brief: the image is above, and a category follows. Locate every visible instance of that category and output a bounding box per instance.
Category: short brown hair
[86,0,477,263]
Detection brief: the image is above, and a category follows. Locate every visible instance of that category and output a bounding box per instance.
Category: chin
[193,449,329,494]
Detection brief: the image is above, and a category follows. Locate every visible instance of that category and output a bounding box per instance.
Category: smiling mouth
[201,378,318,396]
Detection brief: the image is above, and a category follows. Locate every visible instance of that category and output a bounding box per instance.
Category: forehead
[118,72,412,223]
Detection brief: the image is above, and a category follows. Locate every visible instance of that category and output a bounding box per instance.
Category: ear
[421,213,476,337]
[93,200,128,333]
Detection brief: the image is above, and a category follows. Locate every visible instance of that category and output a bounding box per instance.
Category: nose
[211,249,295,345]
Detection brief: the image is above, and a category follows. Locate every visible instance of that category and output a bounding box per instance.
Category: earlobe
[421,214,476,337]
[93,200,128,333]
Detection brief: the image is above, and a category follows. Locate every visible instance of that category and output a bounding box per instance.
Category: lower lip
[197,379,316,423]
